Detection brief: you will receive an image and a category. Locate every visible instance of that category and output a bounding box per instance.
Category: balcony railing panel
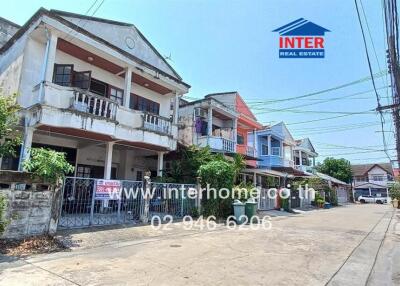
[142,113,172,135]
[73,90,118,120]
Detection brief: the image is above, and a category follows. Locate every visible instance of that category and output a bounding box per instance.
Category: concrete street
[0,204,398,286]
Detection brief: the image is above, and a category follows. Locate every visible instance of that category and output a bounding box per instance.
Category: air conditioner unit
[194,107,207,118]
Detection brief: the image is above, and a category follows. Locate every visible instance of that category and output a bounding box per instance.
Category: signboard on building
[95,179,121,200]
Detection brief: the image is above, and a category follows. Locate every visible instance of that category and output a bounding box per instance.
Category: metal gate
[258,188,276,210]
[149,183,197,218]
[290,189,301,209]
[58,177,143,229]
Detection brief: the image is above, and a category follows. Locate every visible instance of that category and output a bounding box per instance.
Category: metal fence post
[195,177,202,215]
[140,173,151,223]
[90,179,96,225]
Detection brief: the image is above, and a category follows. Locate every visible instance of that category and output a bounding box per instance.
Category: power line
[355,0,393,163]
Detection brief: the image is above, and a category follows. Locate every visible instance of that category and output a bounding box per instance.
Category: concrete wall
[0,171,61,239]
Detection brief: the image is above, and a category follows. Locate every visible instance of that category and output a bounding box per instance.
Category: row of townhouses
[0,9,354,231]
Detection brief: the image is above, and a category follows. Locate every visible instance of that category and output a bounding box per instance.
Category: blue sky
[1,0,395,165]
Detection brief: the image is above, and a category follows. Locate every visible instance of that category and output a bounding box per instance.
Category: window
[90,78,108,96]
[53,64,73,86]
[372,175,385,181]
[73,71,91,90]
[109,86,124,105]
[77,165,91,178]
[130,94,160,115]
[261,144,269,156]
[271,147,280,156]
[237,134,244,145]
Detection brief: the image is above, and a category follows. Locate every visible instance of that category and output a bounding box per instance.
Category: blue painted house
[248,122,318,176]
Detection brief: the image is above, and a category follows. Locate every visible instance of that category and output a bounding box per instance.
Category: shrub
[198,160,235,218]
[0,93,21,157]
[0,194,8,235]
[23,148,74,185]
[389,182,400,201]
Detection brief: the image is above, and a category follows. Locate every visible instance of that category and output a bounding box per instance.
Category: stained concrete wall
[0,171,61,239]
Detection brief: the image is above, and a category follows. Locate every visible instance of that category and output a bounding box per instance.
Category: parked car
[358,195,388,204]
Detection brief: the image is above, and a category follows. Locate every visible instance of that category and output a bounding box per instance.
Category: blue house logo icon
[273,18,330,58]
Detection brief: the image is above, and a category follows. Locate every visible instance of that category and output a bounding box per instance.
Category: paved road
[0,204,398,286]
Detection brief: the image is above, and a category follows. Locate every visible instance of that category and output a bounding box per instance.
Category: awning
[242,168,294,178]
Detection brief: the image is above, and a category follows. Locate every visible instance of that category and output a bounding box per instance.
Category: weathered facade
[0,9,190,180]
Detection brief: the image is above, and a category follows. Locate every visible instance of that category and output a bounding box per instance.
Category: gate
[258,188,276,210]
[149,183,197,218]
[58,177,143,229]
[290,189,301,209]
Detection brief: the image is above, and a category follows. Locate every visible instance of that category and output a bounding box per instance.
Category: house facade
[0,9,190,180]
[351,163,394,200]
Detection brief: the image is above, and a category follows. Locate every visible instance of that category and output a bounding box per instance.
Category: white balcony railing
[73,90,118,120]
[246,146,256,157]
[142,113,172,135]
[295,165,314,173]
[198,136,236,152]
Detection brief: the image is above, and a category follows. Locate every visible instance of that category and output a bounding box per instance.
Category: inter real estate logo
[273,18,330,58]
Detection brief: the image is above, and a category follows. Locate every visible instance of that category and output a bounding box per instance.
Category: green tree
[389,182,400,200]
[198,160,235,218]
[23,148,74,185]
[0,94,21,157]
[316,157,352,183]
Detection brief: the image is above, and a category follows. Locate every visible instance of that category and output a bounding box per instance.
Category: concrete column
[18,127,35,171]
[280,140,283,157]
[253,129,257,157]
[267,135,272,156]
[299,150,303,166]
[44,33,58,83]
[173,91,179,124]
[74,148,80,177]
[253,172,257,186]
[233,118,238,142]
[104,142,114,179]
[123,67,132,108]
[207,106,213,137]
[157,151,165,177]
[313,157,316,167]
[368,187,372,196]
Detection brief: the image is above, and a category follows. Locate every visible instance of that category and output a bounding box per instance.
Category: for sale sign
[95,179,121,200]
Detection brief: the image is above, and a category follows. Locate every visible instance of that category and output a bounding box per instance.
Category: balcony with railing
[197,136,236,153]
[237,144,256,157]
[36,83,175,141]
[142,113,172,136]
[73,89,118,120]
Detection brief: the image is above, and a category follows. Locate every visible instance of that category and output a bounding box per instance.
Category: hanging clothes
[195,118,202,133]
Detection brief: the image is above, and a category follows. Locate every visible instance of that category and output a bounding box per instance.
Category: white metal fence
[58,177,197,229]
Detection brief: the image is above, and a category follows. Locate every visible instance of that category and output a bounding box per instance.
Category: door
[290,189,301,209]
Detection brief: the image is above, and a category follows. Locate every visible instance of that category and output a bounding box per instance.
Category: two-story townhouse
[178,96,238,154]
[0,9,190,182]
[351,163,394,200]
[204,92,263,165]
[293,138,318,174]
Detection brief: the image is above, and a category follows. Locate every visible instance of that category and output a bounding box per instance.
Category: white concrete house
[0,9,190,180]
[351,163,394,200]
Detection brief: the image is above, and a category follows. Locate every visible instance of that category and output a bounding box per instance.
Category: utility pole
[382,1,400,168]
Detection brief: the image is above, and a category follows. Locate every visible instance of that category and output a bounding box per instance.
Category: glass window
[130,94,160,115]
[237,134,244,145]
[109,86,124,105]
[73,71,91,90]
[272,147,280,156]
[90,78,108,96]
[261,144,268,156]
[53,64,73,86]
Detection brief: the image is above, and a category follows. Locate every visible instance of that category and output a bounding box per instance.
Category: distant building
[351,163,394,199]
[0,17,19,49]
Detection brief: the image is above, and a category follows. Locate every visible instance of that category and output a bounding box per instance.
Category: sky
[0,0,396,165]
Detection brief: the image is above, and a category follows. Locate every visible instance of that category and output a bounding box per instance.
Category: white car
[358,195,388,204]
